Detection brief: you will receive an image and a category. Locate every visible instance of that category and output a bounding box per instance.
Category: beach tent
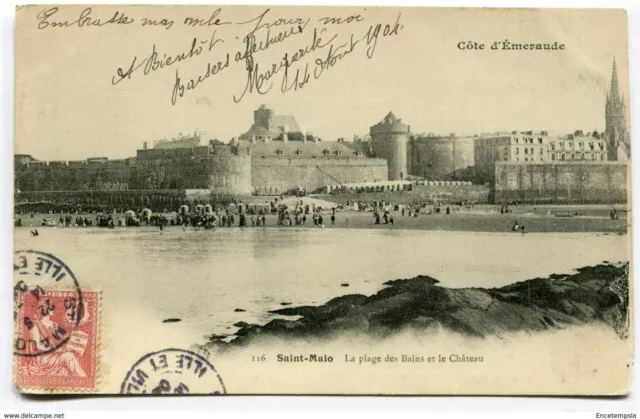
[195,204,204,215]
[179,205,189,216]
[141,208,152,220]
[204,204,213,214]
[255,203,268,214]
[227,203,237,214]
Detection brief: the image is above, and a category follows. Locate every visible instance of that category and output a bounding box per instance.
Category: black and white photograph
[7,4,634,400]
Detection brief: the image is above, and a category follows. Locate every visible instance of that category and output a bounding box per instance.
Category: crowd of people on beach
[14,195,625,234]
[275,200,338,228]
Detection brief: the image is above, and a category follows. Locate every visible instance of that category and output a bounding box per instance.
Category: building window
[356,150,363,156]
[561,153,565,161]
[600,154,604,160]
[515,148,519,154]
[323,149,330,155]
[277,149,284,155]
[515,138,519,144]
[296,149,303,156]
[524,157,528,162]
[336,150,342,156]
[538,138,543,143]
[552,154,556,161]
[581,153,585,160]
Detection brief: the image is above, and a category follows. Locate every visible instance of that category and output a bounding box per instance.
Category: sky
[14,6,630,160]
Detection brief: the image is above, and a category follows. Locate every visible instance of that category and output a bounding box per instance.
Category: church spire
[605,57,629,161]
[609,58,620,102]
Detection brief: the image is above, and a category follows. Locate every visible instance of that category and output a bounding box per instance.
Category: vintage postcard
[13,5,632,395]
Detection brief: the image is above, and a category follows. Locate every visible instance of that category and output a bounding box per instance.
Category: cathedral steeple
[605,58,629,161]
[609,58,620,101]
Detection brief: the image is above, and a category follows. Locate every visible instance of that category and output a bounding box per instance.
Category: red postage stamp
[14,290,100,391]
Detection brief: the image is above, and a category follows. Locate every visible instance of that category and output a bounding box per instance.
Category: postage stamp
[14,290,100,391]
[121,349,226,395]
[13,250,84,356]
[13,250,100,392]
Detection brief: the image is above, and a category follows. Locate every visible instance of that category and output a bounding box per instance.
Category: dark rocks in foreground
[163,318,182,323]
[207,262,629,350]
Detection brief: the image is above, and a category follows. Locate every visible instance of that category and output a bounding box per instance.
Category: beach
[16,203,628,234]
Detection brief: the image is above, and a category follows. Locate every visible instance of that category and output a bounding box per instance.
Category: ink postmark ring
[121,348,227,395]
[13,250,84,357]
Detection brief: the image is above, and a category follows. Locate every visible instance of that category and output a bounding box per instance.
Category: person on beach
[331,213,335,226]
[261,214,266,226]
[521,225,526,235]
[389,215,394,229]
[302,214,307,225]
[512,221,520,231]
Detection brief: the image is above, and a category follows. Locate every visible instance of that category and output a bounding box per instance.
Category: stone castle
[14,60,630,207]
[14,107,400,201]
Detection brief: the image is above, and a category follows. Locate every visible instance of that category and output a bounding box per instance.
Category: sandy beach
[15,204,628,234]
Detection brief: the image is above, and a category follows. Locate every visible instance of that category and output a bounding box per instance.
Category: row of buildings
[14,60,630,206]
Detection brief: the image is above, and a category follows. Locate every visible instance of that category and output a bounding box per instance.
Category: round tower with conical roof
[370,111,410,180]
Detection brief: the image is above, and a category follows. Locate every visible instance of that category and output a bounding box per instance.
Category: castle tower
[605,59,629,161]
[254,104,275,132]
[370,112,410,180]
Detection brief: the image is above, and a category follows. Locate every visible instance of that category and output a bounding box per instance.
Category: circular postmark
[121,349,226,395]
[13,250,84,357]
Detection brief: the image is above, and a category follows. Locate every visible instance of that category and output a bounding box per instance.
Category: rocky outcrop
[204,263,629,351]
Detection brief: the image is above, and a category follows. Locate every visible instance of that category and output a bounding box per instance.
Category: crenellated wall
[494,162,628,203]
[15,160,135,192]
[251,157,388,195]
[14,145,254,195]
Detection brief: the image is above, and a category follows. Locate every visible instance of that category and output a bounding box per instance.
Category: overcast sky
[14,6,629,160]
